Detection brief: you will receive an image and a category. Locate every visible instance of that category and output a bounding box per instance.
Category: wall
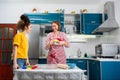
[98,0,120,45]
[0,1,106,23]
[107,0,120,47]
[0,0,119,58]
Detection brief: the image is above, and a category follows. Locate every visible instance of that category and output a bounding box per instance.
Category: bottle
[77,49,82,57]
[84,53,87,57]
[73,26,76,33]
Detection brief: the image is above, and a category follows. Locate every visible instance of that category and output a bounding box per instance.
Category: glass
[2,52,6,64]
[0,27,2,38]
[3,40,8,50]
[4,27,8,38]
[9,28,14,38]
[8,52,12,63]
[8,40,12,50]
[0,40,2,50]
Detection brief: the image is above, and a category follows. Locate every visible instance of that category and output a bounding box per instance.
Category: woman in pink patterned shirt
[45,21,70,64]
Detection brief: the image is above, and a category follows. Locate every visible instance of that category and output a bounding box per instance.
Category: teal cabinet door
[76,59,87,75]
[76,59,87,70]
[81,13,102,34]
[25,13,65,32]
[101,61,120,80]
[88,60,120,80]
[67,59,87,69]
[82,24,101,34]
[38,59,47,64]
[88,60,101,80]
[67,59,87,75]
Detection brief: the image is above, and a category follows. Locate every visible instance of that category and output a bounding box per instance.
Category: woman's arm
[61,33,70,47]
[26,56,30,66]
[63,41,69,47]
[59,41,68,47]
[13,45,19,69]
[45,33,53,50]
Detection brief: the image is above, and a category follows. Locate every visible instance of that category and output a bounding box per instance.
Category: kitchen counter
[39,56,120,61]
[89,58,120,61]
[13,64,86,80]
[38,57,120,80]
[88,58,120,80]
[39,56,120,63]
[39,56,91,59]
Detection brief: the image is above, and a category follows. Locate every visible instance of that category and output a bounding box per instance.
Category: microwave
[95,44,119,57]
[40,25,53,36]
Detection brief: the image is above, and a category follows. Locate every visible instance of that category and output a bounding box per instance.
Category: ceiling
[0,0,113,4]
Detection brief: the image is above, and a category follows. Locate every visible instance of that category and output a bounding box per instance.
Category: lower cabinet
[67,59,87,75]
[38,59,87,71]
[38,58,47,64]
[38,58,88,75]
[88,60,101,80]
[88,60,120,80]
[101,61,120,80]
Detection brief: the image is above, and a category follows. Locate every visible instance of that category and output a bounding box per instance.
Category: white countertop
[93,58,120,61]
[39,56,90,59]
[14,64,85,80]
[39,57,120,61]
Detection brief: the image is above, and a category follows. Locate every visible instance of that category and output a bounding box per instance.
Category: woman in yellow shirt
[12,14,32,69]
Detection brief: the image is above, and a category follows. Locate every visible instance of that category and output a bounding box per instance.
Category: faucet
[73,26,76,33]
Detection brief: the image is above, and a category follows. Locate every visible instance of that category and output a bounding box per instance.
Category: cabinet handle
[91,21,96,23]
[30,20,35,22]
[48,21,52,23]
[92,62,96,64]
[77,61,83,63]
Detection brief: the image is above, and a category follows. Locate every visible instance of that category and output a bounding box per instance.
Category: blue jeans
[17,58,26,68]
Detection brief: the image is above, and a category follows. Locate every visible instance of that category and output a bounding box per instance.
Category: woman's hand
[26,59,30,66]
[49,40,54,45]
[13,63,19,70]
[59,41,65,46]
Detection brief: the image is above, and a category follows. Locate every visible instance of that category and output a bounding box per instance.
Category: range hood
[93,1,119,33]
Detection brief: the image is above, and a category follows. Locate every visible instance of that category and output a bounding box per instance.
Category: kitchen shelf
[64,13,80,34]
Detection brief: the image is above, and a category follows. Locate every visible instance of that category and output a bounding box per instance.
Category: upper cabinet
[81,13,102,34]
[64,14,80,34]
[25,12,65,32]
[26,12,103,34]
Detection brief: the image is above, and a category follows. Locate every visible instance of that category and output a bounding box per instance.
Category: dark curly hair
[16,14,30,31]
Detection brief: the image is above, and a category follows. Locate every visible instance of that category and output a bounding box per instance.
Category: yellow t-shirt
[13,32,29,59]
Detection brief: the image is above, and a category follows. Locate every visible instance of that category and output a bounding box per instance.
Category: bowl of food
[53,39,59,45]
[67,63,76,69]
[22,66,27,69]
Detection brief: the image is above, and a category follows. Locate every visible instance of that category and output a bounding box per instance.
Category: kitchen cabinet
[38,58,47,64]
[67,59,87,70]
[64,14,80,34]
[26,13,103,34]
[88,60,101,80]
[67,59,87,75]
[81,13,102,34]
[26,12,65,32]
[88,59,120,80]
[38,58,87,73]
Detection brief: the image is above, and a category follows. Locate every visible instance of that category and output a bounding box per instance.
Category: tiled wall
[41,30,120,58]
[40,36,101,58]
